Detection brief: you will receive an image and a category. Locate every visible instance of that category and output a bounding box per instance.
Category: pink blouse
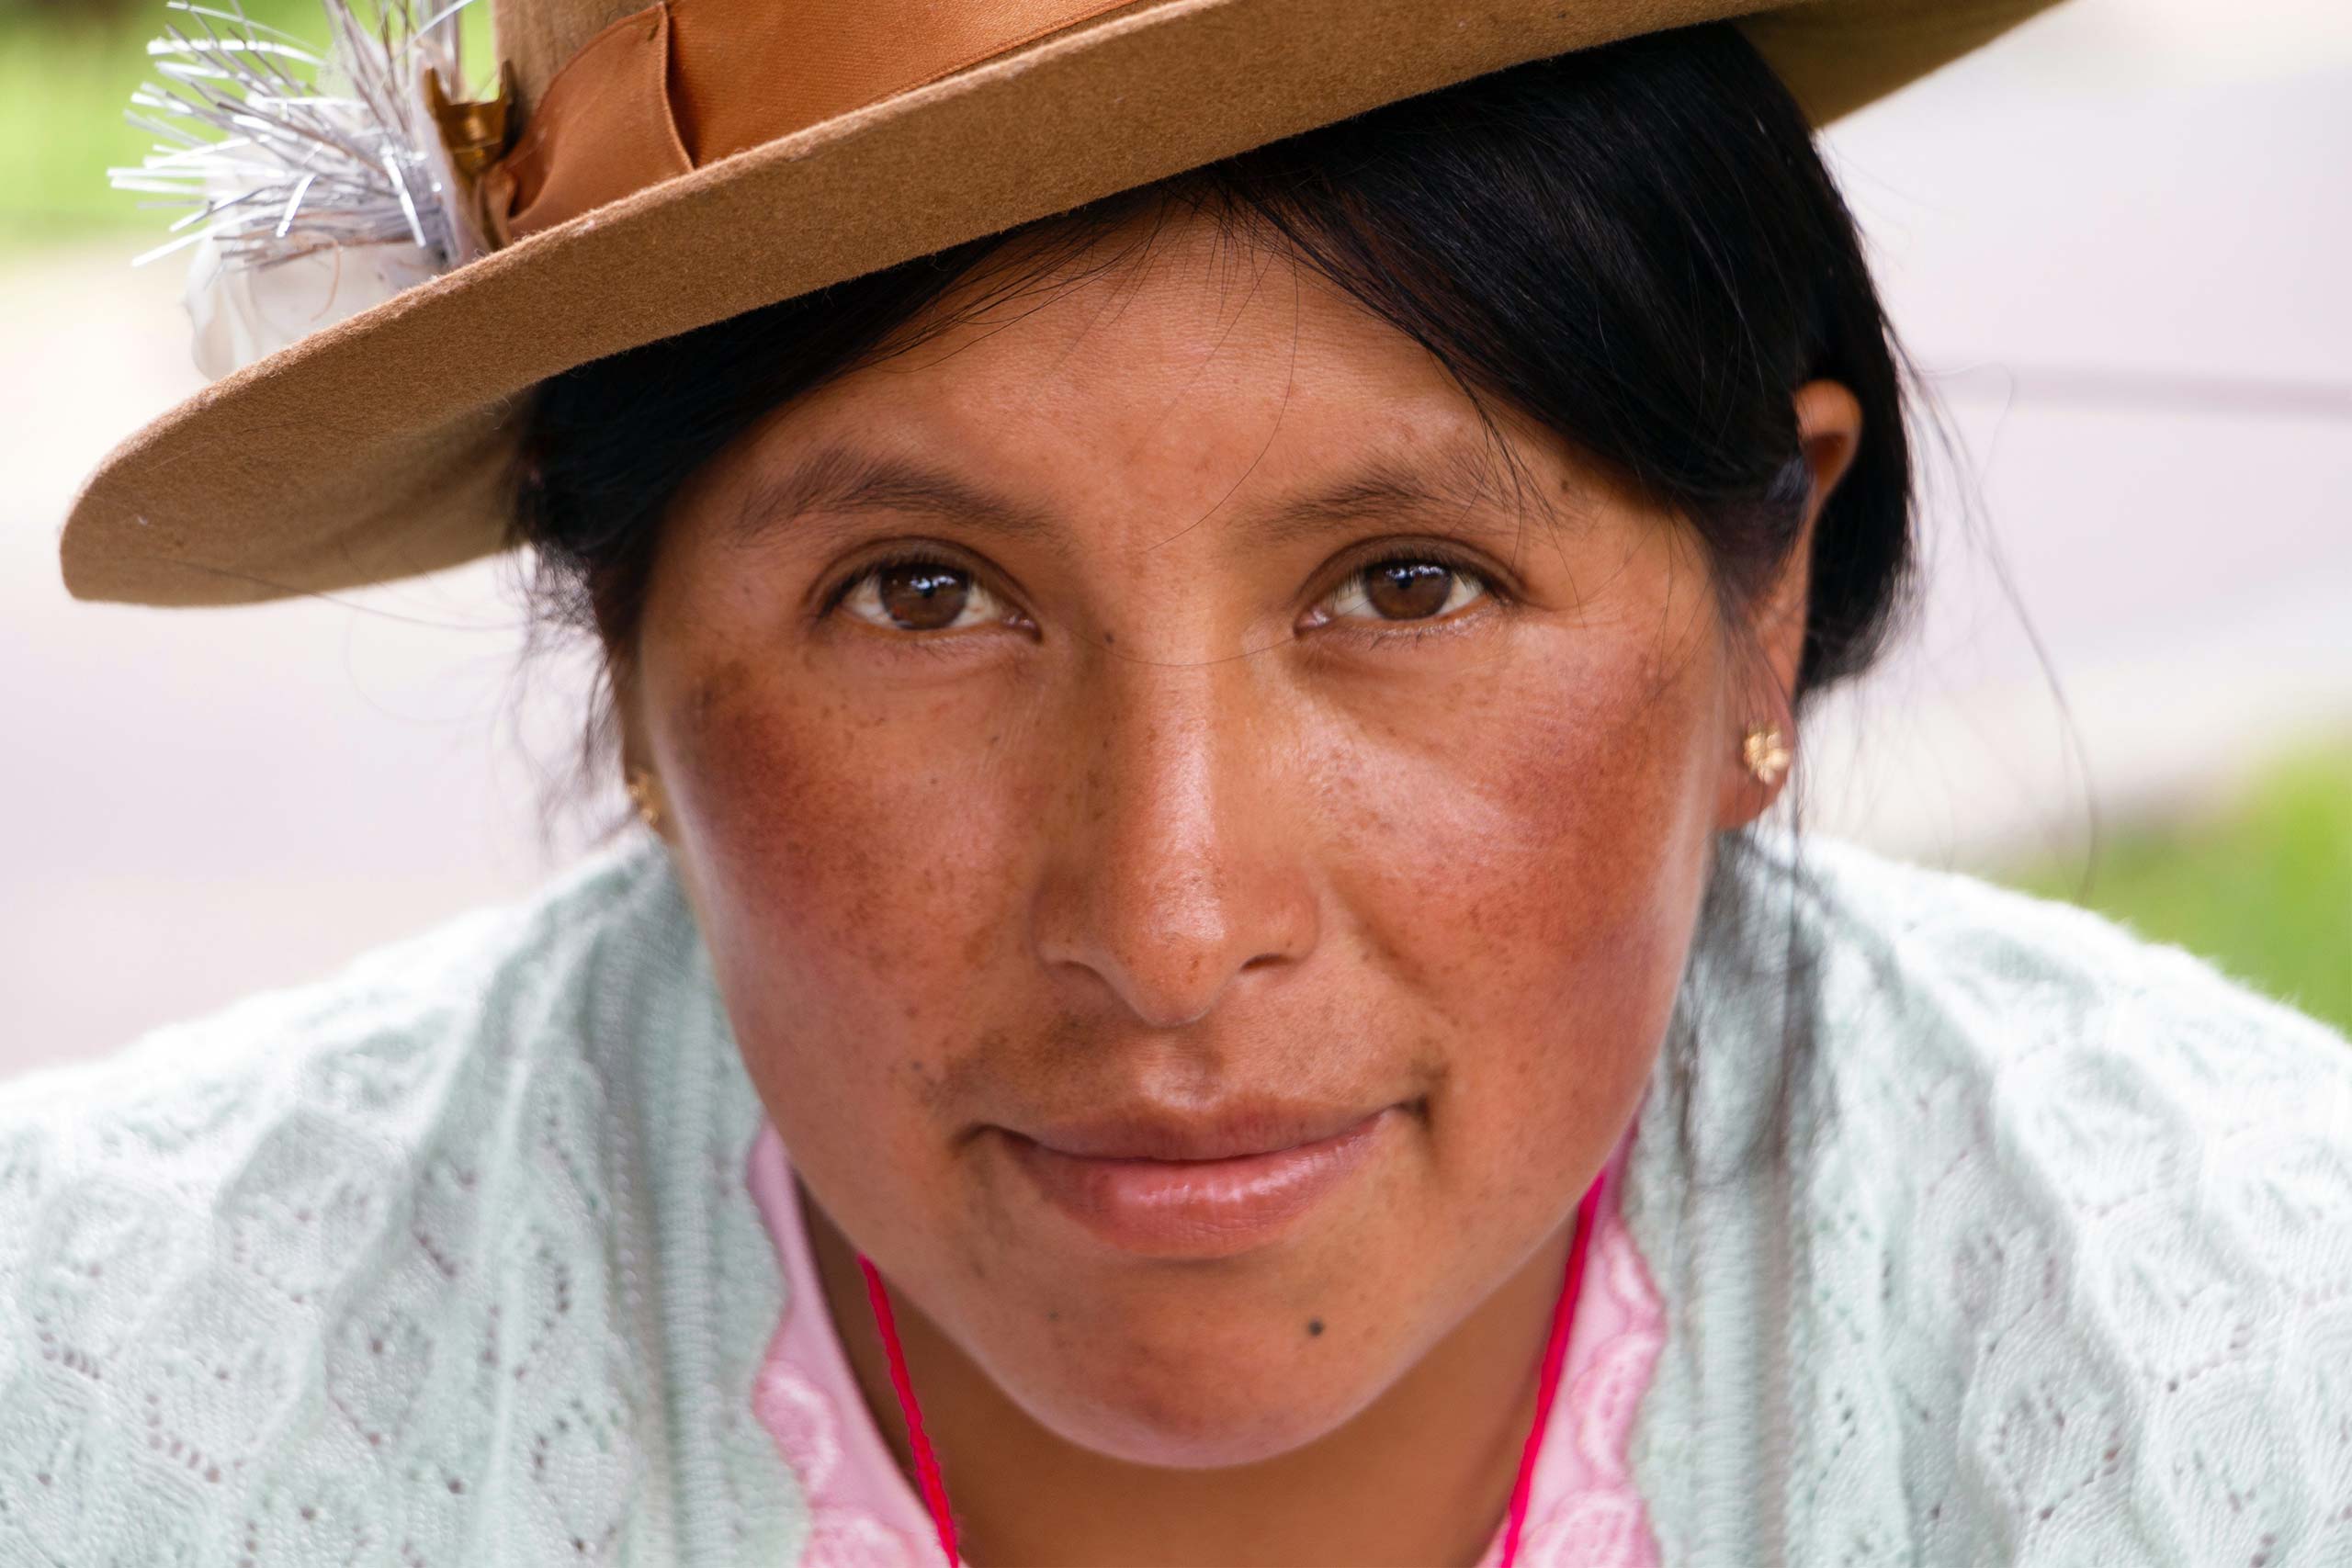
[745,1115,1666,1567]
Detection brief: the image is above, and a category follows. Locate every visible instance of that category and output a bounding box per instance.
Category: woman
[10,0,2348,1563]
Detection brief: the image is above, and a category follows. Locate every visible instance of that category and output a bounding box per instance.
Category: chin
[991,1334,1388,1470]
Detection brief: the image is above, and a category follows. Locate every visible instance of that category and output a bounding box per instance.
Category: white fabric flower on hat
[111,0,494,381]
[179,209,444,381]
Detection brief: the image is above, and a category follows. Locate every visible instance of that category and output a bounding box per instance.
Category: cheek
[1315,613,1719,1193]
[655,656,1028,1170]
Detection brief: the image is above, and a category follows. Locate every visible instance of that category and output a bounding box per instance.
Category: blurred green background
[4,0,2346,1049]
[1994,739,2352,1035]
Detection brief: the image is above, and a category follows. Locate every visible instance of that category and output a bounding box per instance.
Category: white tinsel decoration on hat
[109,0,490,382]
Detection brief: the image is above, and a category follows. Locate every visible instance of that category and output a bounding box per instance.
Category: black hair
[511,18,1928,1176]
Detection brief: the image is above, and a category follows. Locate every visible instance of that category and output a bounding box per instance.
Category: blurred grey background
[5,0,2348,1078]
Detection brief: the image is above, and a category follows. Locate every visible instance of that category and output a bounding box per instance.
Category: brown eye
[837,554,1013,634]
[1363,560,1455,619]
[1321,556,1491,625]
[876,561,970,630]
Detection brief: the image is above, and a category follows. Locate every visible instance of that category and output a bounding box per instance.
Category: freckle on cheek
[675,660,829,875]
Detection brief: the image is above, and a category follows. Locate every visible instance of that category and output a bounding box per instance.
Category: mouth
[995,1100,1406,1260]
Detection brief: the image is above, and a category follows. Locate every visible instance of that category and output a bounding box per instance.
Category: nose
[1029,654,1320,1030]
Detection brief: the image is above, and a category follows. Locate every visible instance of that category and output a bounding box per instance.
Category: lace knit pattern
[1623,830,2352,1567]
[0,826,2346,1566]
[0,849,808,1567]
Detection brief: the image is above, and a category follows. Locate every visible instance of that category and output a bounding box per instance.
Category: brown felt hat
[61,0,2062,608]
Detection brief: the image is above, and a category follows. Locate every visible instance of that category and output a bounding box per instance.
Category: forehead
[685,205,1620,562]
[644,204,1656,594]
[881,204,1462,416]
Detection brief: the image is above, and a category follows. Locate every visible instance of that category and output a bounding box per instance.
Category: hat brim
[60,0,2057,606]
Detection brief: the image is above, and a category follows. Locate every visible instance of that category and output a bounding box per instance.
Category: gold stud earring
[1741,724,1791,787]
[625,770,663,830]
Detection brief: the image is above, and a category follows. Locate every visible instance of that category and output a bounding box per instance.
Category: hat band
[478,0,1145,246]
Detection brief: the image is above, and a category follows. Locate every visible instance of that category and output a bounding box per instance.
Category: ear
[609,649,673,840]
[1714,378,1864,831]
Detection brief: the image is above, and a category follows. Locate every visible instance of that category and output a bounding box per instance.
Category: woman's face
[621,209,1828,1468]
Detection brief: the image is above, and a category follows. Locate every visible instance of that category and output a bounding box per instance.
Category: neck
[802,1185,1576,1568]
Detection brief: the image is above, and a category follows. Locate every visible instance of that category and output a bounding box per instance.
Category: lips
[997,1101,1401,1258]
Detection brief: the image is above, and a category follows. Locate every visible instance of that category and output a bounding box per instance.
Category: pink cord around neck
[1497,1164,1608,1566]
[856,1254,962,1568]
[855,1163,1609,1568]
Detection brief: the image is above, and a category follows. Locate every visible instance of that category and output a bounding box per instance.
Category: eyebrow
[727,436,1551,560]
[728,440,1061,551]
[1242,449,1529,551]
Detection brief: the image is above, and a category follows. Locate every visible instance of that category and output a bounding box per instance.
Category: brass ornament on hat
[424,57,520,183]
[425,57,520,258]
[1742,724,1792,787]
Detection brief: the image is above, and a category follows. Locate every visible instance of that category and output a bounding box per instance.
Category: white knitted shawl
[2,826,2346,1565]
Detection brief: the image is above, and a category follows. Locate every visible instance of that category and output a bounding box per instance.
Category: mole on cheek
[1306,1318,1325,1338]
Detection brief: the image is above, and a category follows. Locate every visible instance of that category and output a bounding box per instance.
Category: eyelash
[1313,546,1503,638]
[818,544,1509,640]
[818,547,1016,631]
